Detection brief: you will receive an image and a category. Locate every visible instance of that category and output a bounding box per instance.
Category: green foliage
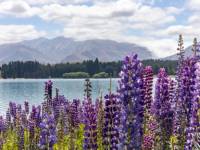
[3,130,18,150]
[53,124,84,150]
[93,72,109,78]
[74,124,85,150]
[142,59,177,75]
[63,72,90,78]
[1,59,177,78]
[53,135,71,150]
[24,129,29,149]
[97,100,104,150]
[84,78,92,99]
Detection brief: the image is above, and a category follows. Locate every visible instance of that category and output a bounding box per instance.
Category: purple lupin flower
[118,54,145,149]
[103,93,121,149]
[24,101,29,114]
[0,138,3,150]
[17,125,24,150]
[61,101,71,135]
[70,99,81,128]
[0,116,6,133]
[21,110,28,128]
[30,105,37,121]
[169,78,175,104]
[28,120,35,142]
[172,35,186,143]
[42,101,47,115]
[38,113,57,150]
[153,68,173,150]
[193,62,200,148]
[83,99,98,149]
[96,97,104,149]
[172,61,187,149]
[174,57,196,150]
[142,118,157,150]
[143,66,153,113]
[184,60,200,149]
[143,66,153,129]
[9,102,17,118]
[9,102,17,127]
[29,105,41,128]
[6,108,11,128]
[17,104,22,115]
[52,93,67,124]
[44,80,53,112]
[44,80,53,100]
[142,66,155,149]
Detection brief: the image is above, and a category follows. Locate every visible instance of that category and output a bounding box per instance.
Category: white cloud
[165,25,200,36]
[0,0,41,17]
[187,0,200,11]
[0,25,46,44]
[38,0,139,21]
[0,0,187,58]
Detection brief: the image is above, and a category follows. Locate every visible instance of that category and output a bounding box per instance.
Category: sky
[0,0,199,58]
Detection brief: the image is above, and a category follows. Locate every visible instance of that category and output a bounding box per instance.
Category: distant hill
[164,44,195,60]
[0,37,154,64]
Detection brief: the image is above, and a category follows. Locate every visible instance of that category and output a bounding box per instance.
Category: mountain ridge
[0,36,154,64]
[164,44,196,60]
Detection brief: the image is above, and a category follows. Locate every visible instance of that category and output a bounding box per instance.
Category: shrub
[62,72,90,78]
[92,72,109,78]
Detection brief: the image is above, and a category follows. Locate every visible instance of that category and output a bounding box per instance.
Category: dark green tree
[84,78,92,100]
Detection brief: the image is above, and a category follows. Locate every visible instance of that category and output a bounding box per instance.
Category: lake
[0,78,119,115]
[0,77,163,115]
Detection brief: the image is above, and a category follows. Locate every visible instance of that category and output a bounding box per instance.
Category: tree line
[0,58,177,78]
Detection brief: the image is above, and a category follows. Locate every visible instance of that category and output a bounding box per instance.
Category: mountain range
[164,45,195,60]
[0,37,154,64]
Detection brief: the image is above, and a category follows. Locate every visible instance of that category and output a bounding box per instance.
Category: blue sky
[0,0,199,58]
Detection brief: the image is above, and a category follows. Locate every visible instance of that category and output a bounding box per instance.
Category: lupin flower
[17,104,22,115]
[193,62,200,149]
[44,80,53,112]
[103,93,120,149]
[142,66,155,150]
[38,113,57,150]
[169,78,175,104]
[0,116,6,133]
[0,138,3,150]
[118,54,145,149]
[142,118,157,150]
[84,78,92,100]
[61,101,71,135]
[52,94,67,124]
[173,57,197,150]
[17,125,24,149]
[143,66,153,113]
[96,98,104,149]
[30,105,41,128]
[44,80,53,100]
[28,120,35,142]
[70,99,81,128]
[83,99,98,149]
[172,61,187,149]
[153,68,173,150]
[184,60,200,150]
[6,109,11,128]
[9,102,17,118]
[24,101,29,114]
[21,110,28,128]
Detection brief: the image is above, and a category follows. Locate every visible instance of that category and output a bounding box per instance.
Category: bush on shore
[92,72,109,78]
[62,72,90,78]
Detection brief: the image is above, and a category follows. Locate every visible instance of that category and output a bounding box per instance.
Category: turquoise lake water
[0,78,119,115]
[0,76,165,115]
